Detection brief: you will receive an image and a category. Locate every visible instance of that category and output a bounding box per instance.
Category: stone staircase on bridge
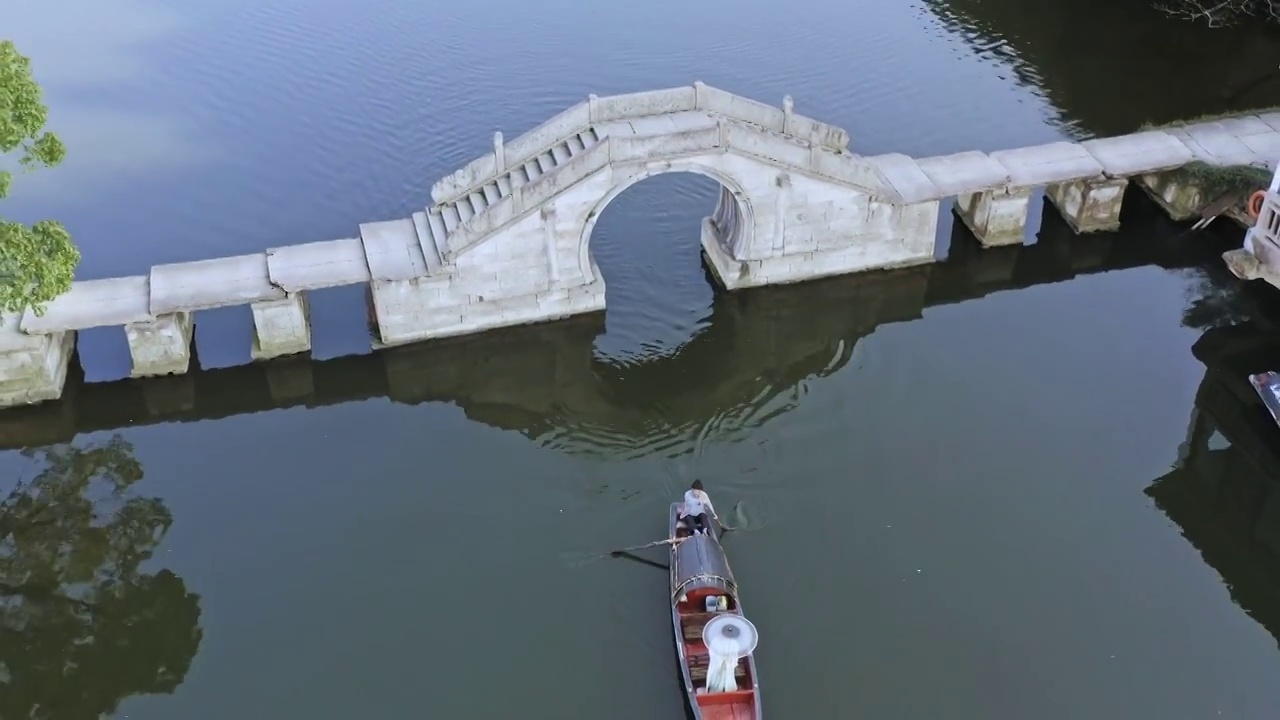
[418,127,606,265]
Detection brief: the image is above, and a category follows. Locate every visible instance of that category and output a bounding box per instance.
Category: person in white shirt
[681,480,717,535]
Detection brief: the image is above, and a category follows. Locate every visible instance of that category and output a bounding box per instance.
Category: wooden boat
[669,503,762,720]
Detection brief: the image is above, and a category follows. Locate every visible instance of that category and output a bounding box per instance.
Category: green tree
[0,39,78,316]
[0,435,203,719]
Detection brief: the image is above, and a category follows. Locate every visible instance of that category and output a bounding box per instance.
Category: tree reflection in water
[0,435,201,719]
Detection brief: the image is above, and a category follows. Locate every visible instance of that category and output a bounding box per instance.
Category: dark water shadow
[1150,320,1280,650]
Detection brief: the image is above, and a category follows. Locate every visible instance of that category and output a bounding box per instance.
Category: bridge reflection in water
[1149,322,1280,649]
[0,196,1241,455]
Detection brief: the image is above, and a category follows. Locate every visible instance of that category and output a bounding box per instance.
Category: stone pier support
[1045,177,1129,234]
[955,187,1032,247]
[126,312,194,377]
[1136,170,1204,221]
[0,314,75,407]
[251,291,311,360]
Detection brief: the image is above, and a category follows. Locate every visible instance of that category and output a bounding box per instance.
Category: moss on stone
[1174,161,1272,197]
[1139,107,1280,131]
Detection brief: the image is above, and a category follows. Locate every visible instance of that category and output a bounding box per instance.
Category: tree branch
[1153,0,1280,26]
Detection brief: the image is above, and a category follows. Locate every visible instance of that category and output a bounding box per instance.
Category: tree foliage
[0,39,78,316]
[1155,0,1280,26]
[0,435,203,719]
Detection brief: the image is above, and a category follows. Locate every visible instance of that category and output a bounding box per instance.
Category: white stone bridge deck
[2,81,1275,409]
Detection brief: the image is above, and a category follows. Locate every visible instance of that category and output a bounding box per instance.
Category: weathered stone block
[251,292,311,360]
[126,312,194,377]
[0,314,75,408]
[955,187,1031,247]
[1045,177,1129,234]
[1135,171,1204,222]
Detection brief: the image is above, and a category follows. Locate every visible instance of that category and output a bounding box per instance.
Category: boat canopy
[672,533,737,601]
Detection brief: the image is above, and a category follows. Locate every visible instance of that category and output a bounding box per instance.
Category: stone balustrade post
[493,131,505,173]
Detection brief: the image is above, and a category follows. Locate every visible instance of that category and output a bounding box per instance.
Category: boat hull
[668,503,762,720]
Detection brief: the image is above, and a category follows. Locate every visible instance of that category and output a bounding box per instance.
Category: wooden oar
[715,501,745,532]
[610,537,684,556]
[611,550,670,571]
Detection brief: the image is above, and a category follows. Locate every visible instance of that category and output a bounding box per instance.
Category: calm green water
[4,0,1280,717]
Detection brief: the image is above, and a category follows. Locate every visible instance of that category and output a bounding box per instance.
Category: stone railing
[429,81,852,205]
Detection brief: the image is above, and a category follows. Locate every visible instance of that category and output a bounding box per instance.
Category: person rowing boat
[679,480,718,535]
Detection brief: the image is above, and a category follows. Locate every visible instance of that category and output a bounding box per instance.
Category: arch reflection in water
[0,195,1236,456]
[585,171,724,363]
[0,435,202,718]
[1148,322,1280,650]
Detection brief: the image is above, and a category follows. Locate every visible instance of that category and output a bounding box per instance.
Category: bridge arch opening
[578,165,754,362]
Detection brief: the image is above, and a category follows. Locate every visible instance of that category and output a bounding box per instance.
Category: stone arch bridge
[4,80,1276,408]
[365,81,938,345]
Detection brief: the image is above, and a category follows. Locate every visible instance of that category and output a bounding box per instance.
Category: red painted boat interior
[674,522,758,719]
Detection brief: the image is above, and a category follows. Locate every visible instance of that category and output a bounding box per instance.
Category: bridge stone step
[442,203,461,233]
[423,129,605,264]
[411,212,443,271]
[426,210,449,259]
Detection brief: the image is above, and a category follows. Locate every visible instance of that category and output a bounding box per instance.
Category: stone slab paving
[866,153,941,203]
[1081,131,1196,177]
[267,238,371,293]
[151,253,283,315]
[989,142,1104,187]
[20,276,153,333]
[915,151,1009,196]
[1171,124,1258,167]
[359,219,428,282]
